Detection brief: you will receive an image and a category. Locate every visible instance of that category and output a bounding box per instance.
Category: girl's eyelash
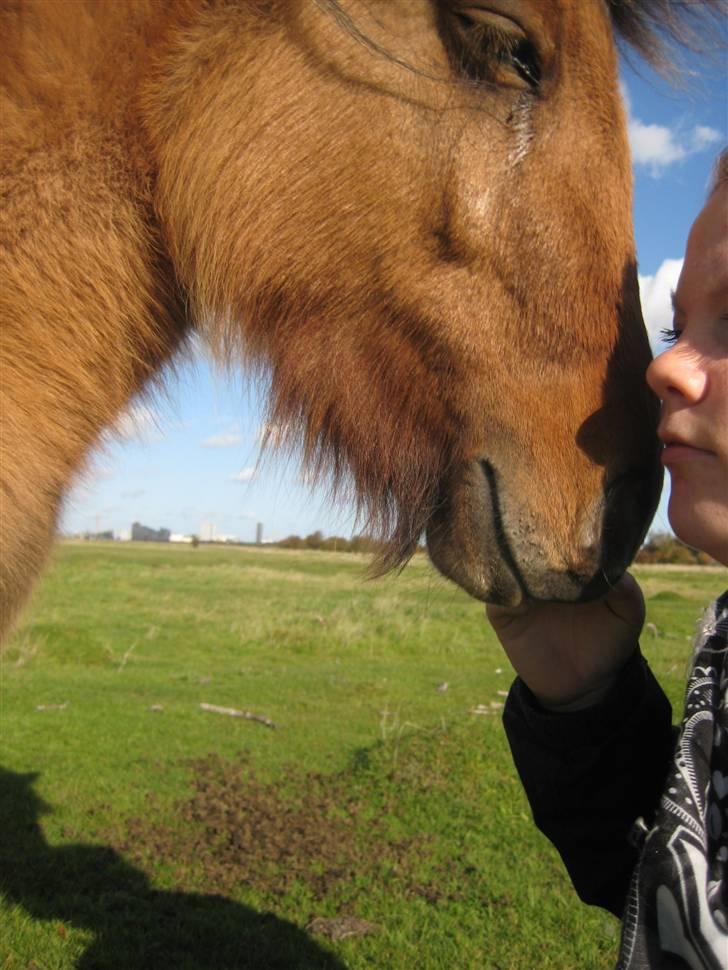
[660,327,681,345]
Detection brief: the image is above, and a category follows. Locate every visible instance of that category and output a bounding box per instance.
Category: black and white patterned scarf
[618,590,728,970]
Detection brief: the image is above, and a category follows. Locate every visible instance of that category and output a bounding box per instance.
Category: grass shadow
[0,767,346,970]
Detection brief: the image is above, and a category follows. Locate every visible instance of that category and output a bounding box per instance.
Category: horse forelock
[607,0,725,69]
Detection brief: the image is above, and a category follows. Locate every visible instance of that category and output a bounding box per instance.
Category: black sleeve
[502,650,675,917]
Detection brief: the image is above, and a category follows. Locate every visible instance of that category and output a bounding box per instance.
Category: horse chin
[425,529,526,607]
[424,458,656,607]
[425,460,528,607]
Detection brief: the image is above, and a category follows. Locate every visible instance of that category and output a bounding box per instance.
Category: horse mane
[607,0,726,68]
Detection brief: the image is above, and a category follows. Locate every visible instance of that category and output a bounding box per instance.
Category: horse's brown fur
[0,1,719,637]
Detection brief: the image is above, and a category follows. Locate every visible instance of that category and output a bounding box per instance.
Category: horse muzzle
[425,456,663,606]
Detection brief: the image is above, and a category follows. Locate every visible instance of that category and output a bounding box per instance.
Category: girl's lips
[661,442,714,465]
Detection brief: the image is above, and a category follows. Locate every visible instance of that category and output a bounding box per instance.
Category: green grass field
[1,543,725,969]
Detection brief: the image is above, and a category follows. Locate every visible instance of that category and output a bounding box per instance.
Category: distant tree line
[276,532,389,554]
[131,521,170,542]
[277,530,716,566]
[635,532,717,566]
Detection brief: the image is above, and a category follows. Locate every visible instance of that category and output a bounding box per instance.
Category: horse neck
[3,1,203,173]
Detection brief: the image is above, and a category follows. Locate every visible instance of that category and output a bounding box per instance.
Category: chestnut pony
[0,1,713,638]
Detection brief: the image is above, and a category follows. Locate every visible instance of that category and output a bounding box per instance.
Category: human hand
[486,573,645,710]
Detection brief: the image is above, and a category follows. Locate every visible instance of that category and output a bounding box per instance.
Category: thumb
[602,572,645,629]
[485,599,533,633]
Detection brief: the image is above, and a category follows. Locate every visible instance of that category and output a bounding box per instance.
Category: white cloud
[621,82,722,178]
[692,125,722,152]
[629,119,687,169]
[111,402,164,444]
[638,258,683,352]
[231,467,256,483]
[201,432,243,448]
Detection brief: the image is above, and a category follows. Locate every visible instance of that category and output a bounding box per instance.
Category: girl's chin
[667,496,728,565]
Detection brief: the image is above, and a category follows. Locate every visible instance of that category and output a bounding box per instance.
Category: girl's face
[646,183,728,566]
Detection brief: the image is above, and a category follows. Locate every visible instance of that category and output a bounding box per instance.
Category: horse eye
[502,38,541,88]
[446,11,542,92]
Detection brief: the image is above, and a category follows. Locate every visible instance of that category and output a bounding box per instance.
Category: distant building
[169,533,194,544]
[256,522,263,545]
[131,522,170,542]
[82,530,115,542]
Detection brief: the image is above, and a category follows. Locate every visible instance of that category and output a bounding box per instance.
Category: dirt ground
[105,753,452,911]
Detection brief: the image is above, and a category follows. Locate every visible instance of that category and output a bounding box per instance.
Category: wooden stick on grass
[200,702,276,729]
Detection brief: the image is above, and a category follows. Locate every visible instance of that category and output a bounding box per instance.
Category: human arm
[487,574,675,914]
[502,654,674,915]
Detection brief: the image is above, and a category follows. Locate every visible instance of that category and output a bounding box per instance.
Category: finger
[602,573,645,626]
[486,601,532,622]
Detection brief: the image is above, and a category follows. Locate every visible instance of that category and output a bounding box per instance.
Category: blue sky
[62,43,727,544]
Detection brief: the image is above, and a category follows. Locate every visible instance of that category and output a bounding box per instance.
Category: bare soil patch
[106,753,436,905]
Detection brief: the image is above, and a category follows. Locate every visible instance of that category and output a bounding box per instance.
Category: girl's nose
[646,344,707,403]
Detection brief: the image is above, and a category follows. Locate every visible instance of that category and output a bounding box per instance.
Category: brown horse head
[140,0,673,605]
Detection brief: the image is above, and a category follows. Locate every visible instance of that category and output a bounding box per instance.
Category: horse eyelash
[451,17,541,90]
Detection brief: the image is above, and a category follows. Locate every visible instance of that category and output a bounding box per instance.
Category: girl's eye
[659,327,682,346]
